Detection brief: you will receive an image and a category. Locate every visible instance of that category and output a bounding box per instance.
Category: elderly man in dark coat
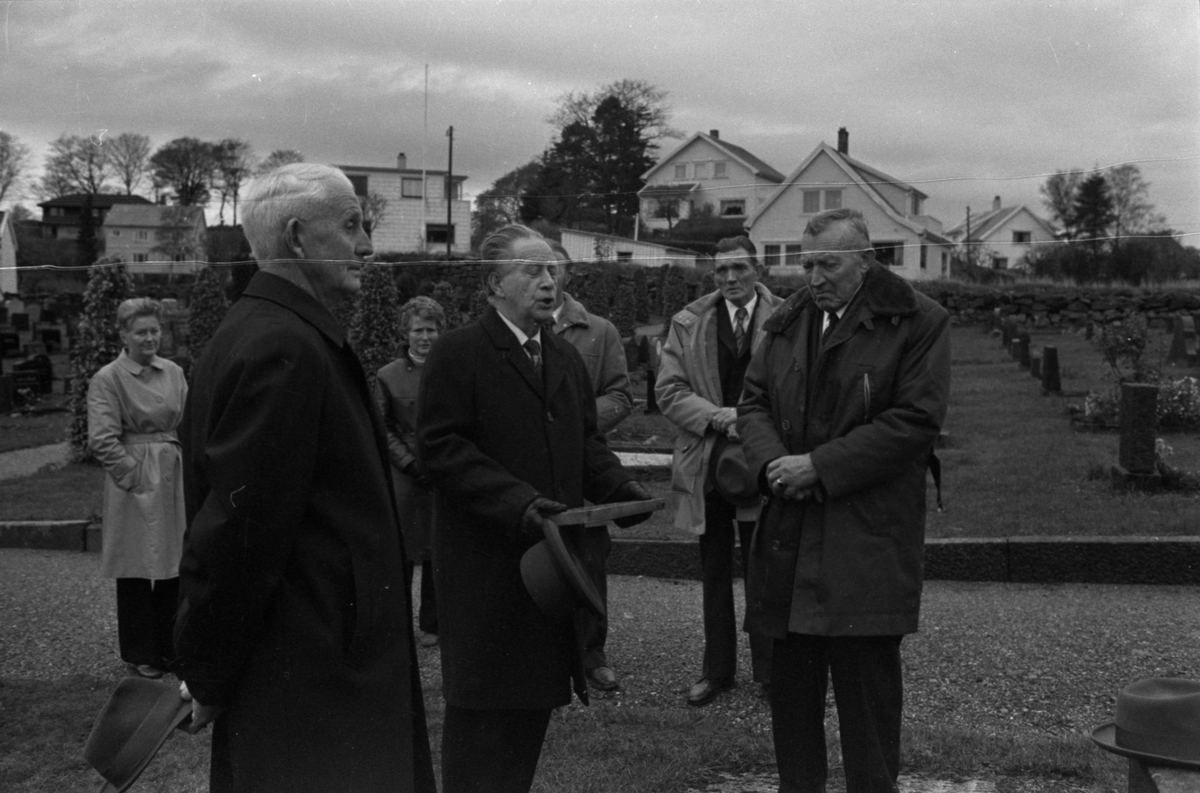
[417,224,651,793]
[738,208,950,793]
[174,163,435,793]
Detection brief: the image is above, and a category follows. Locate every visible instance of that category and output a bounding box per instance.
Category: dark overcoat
[417,306,632,711]
[374,353,436,562]
[738,264,950,639]
[175,272,435,793]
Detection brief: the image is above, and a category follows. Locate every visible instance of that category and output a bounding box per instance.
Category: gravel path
[0,442,70,481]
[3,549,1198,788]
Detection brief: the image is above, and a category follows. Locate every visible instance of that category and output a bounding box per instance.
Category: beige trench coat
[655,284,782,535]
[87,351,187,579]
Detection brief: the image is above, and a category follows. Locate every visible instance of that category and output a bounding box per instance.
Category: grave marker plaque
[1118,383,1158,475]
[1041,346,1061,394]
[1030,354,1041,379]
[1017,333,1031,369]
[1166,314,1195,365]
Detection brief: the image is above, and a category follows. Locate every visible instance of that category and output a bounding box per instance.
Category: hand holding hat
[520,496,568,542]
[610,480,654,528]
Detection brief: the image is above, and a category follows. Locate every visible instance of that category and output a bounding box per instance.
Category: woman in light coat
[374,295,445,647]
[88,297,187,678]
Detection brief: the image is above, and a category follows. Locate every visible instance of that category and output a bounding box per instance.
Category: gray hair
[479,224,549,293]
[241,163,356,261]
[399,295,446,334]
[116,297,162,331]
[802,208,872,253]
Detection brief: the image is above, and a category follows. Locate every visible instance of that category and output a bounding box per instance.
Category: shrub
[632,266,651,323]
[69,257,134,463]
[186,264,229,367]
[610,277,637,340]
[349,262,403,377]
[1094,314,1160,384]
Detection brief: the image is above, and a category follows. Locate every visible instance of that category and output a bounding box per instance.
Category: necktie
[821,312,839,352]
[734,307,748,357]
[523,338,542,374]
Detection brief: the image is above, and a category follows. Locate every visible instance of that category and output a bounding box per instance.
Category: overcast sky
[2,0,1197,241]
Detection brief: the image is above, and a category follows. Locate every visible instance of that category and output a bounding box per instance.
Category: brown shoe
[687,677,734,707]
[586,666,620,692]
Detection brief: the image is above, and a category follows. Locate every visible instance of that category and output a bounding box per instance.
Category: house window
[174,253,186,262]
[402,178,423,198]
[911,194,923,215]
[136,230,149,241]
[133,253,148,263]
[446,180,463,200]
[763,245,781,268]
[347,175,368,196]
[824,190,842,210]
[941,251,948,275]
[784,244,804,266]
[1013,231,1031,244]
[110,230,121,237]
[993,257,1009,270]
[719,199,746,217]
[803,191,821,214]
[873,242,902,268]
[713,161,727,179]
[616,251,632,261]
[693,162,708,179]
[920,244,928,270]
[425,223,455,245]
[674,164,688,180]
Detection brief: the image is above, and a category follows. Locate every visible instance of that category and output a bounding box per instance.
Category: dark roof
[38,193,154,210]
[335,165,467,181]
[712,137,785,183]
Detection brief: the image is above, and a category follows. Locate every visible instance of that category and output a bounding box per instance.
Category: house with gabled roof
[638,130,785,233]
[746,128,954,281]
[104,204,207,276]
[945,196,1057,271]
[35,193,154,241]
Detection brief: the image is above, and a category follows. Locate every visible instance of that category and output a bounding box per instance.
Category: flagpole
[421,64,428,254]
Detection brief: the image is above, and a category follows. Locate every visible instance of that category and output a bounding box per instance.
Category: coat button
[770,540,781,551]
[782,420,791,431]
[546,411,554,422]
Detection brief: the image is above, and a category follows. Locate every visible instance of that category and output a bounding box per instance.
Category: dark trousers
[441,705,552,793]
[407,561,438,635]
[699,494,771,683]
[115,577,179,667]
[770,633,904,793]
[576,526,611,669]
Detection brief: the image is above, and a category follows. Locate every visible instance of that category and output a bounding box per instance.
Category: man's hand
[520,497,568,541]
[766,454,822,501]
[710,407,738,438]
[610,480,654,528]
[179,681,223,734]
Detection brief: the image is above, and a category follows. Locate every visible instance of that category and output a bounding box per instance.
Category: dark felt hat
[520,518,605,621]
[710,435,759,506]
[83,676,193,792]
[1091,677,1200,770]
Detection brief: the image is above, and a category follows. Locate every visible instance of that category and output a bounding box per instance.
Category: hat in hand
[710,435,759,507]
[521,517,605,622]
[83,676,193,792]
[1091,677,1200,769]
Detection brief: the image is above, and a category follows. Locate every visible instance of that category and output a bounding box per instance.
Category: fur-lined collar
[674,282,777,326]
[763,264,919,333]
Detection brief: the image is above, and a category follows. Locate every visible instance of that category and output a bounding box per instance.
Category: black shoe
[128,663,164,679]
[687,677,735,707]
[586,666,620,692]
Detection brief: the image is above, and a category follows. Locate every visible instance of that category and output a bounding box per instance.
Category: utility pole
[445,125,454,258]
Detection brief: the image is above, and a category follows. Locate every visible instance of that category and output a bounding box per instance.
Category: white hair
[241,163,356,261]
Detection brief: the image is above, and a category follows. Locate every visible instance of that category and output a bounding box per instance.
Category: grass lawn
[0,464,105,521]
[0,405,71,454]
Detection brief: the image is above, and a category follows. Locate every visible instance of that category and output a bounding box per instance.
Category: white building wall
[640,138,777,231]
[561,230,697,268]
[106,220,206,276]
[0,215,17,295]
[980,210,1056,270]
[343,169,471,255]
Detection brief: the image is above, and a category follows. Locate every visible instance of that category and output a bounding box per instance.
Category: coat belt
[120,431,178,445]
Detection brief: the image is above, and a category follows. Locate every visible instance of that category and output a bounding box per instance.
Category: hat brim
[521,519,605,620]
[1091,723,1200,771]
[85,678,193,793]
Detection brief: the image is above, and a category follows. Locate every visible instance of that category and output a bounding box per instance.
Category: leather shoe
[586,666,620,692]
[128,663,164,680]
[687,677,734,707]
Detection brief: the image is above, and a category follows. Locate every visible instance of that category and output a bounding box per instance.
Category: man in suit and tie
[656,236,783,706]
[417,224,651,793]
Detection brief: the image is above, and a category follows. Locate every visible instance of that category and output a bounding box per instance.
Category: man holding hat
[656,235,782,706]
[417,224,651,793]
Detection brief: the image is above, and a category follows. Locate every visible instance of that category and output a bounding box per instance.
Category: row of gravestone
[990,314,1163,488]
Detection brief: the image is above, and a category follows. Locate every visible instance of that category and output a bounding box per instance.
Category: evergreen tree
[186,264,229,368]
[1074,173,1118,256]
[348,262,402,376]
[631,266,650,323]
[69,257,134,463]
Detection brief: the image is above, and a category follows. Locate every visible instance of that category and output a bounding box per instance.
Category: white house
[638,130,784,232]
[560,229,698,269]
[0,211,17,296]
[337,154,471,255]
[945,197,1058,270]
[104,204,208,276]
[747,129,954,281]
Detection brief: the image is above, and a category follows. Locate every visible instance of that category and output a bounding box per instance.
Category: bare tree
[1038,168,1084,240]
[1106,163,1167,247]
[40,133,111,197]
[150,137,216,206]
[107,133,152,196]
[0,131,32,205]
[212,138,255,225]
[360,191,388,236]
[254,149,305,176]
[548,78,684,148]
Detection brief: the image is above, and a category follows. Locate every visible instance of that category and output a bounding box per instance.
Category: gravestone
[0,374,13,412]
[1030,354,1041,379]
[0,330,18,357]
[1117,383,1159,477]
[1041,346,1062,394]
[644,367,659,415]
[1166,315,1195,365]
[10,313,29,332]
[1017,334,1031,369]
[624,340,640,373]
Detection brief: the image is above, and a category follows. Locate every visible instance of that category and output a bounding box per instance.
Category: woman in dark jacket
[374,295,445,647]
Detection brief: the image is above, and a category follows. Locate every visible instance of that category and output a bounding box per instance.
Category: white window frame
[719,199,746,217]
[135,230,149,241]
[674,163,688,180]
[713,161,727,179]
[824,190,842,210]
[802,191,821,214]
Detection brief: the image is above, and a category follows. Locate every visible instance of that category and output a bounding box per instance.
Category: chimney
[709,129,719,139]
[993,196,1001,212]
[837,128,849,155]
[397,152,407,171]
